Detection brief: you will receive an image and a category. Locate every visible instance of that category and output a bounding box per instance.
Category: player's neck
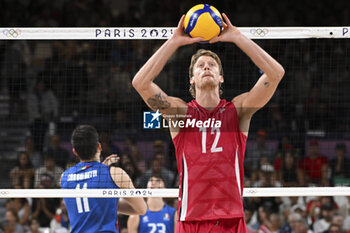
[195,90,221,111]
[80,159,99,163]
[147,197,164,211]
[80,154,100,163]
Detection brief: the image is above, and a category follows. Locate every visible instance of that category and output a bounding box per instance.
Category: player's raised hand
[209,13,241,44]
[102,154,119,166]
[171,15,203,46]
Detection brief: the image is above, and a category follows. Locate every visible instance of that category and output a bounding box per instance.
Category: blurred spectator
[50,199,70,233]
[9,152,35,189]
[324,223,342,233]
[291,204,308,220]
[252,164,282,213]
[136,156,174,188]
[300,140,328,186]
[279,197,306,233]
[313,203,336,233]
[269,213,282,233]
[245,202,260,232]
[275,135,294,159]
[31,174,60,228]
[245,130,275,178]
[3,209,25,233]
[27,218,42,233]
[253,164,282,188]
[31,198,60,228]
[34,154,64,188]
[6,198,30,227]
[18,137,41,169]
[307,197,338,224]
[343,216,350,232]
[27,218,50,233]
[27,78,59,152]
[153,140,165,154]
[154,152,174,182]
[276,150,305,187]
[45,134,70,169]
[304,86,331,131]
[294,219,314,233]
[124,137,146,173]
[283,212,302,233]
[329,143,350,186]
[1,41,28,119]
[267,102,289,132]
[331,214,344,232]
[258,204,273,233]
[99,131,120,161]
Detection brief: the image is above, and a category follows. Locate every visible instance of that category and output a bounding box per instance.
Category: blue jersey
[61,161,119,233]
[139,204,176,233]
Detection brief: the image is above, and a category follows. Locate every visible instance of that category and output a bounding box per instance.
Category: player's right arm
[127,215,140,233]
[132,15,201,115]
[110,167,147,215]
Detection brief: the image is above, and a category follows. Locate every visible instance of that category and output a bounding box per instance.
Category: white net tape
[1,187,350,198]
[0,27,349,40]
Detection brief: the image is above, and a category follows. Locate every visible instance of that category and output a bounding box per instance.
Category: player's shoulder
[62,163,79,174]
[109,166,128,181]
[232,93,248,106]
[109,166,125,174]
[164,204,176,213]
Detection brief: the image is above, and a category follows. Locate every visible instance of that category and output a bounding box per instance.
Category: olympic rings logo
[2,29,21,38]
[0,191,9,195]
[245,189,258,194]
[250,28,269,37]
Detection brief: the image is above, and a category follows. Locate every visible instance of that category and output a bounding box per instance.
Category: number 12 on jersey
[200,127,223,153]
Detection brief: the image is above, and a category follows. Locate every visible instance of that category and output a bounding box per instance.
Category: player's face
[147,177,165,189]
[190,55,223,89]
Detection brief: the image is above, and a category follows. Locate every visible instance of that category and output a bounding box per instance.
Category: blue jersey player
[128,175,177,233]
[61,125,147,233]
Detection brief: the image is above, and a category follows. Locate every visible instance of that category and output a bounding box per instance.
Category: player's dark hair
[149,174,167,188]
[149,173,165,183]
[71,125,99,160]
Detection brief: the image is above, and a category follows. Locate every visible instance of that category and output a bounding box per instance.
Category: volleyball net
[0,26,349,198]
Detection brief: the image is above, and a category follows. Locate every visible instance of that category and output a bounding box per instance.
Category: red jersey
[300,156,327,183]
[173,99,247,221]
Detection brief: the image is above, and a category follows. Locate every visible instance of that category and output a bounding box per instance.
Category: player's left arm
[127,214,140,233]
[111,167,147,215]
[210,14,285,118]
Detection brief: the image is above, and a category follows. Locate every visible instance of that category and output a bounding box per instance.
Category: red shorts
[175,218,247,233]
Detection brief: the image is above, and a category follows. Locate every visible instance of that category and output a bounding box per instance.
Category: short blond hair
[188,49,223,98]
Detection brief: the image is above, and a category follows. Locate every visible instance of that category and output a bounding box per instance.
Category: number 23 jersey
[173,99,247,221]
[139,204,176,233]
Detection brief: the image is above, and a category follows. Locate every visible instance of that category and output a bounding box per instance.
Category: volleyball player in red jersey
[132,14,285,233]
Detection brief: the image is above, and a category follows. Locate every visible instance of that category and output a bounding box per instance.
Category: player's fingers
[103,154,119,165]
[209,36,219,44]
[222,13,233,26]
[191,37,204,43]
[178,15,185,29]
